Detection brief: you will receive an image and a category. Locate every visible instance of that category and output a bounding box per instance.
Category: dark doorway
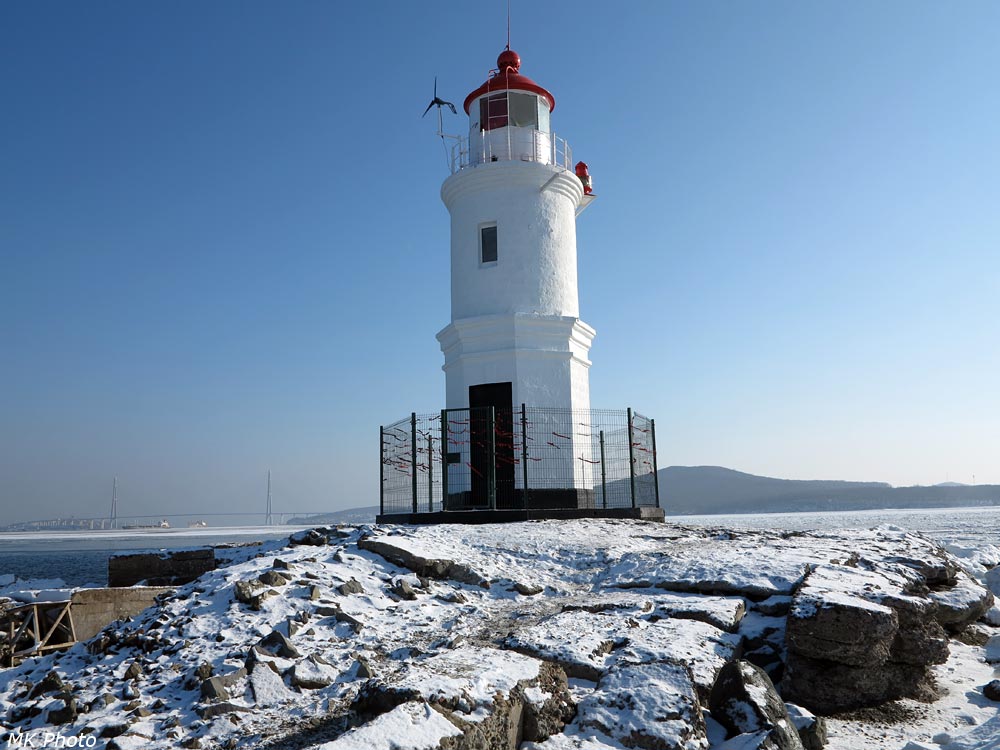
[469,382,516,508]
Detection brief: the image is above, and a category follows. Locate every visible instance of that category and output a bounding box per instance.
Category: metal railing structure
[449,130,574,174]
[380,406,659,517]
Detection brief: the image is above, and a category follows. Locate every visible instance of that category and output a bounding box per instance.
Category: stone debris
[257,570,291,587]
[291,655,338,689]
[785,703,827,750]
[0,520,995,750]
[337,578,364,596]
[389,578,418,600]
[983,680,1000,702]
[259,630,300,659]
[199,676,229,701]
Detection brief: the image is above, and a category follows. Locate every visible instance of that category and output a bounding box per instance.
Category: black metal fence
[380,406,659,516]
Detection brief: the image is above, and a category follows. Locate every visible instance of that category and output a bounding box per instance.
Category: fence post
[627,408,637,509]
[488,406,496,510]
[410,413,418,514]
[520,404,530,509]
[427,433,433,511]
[440,409,448,512]
[599,429,607,510]
[379,426,385,517]
[651,418,660,509]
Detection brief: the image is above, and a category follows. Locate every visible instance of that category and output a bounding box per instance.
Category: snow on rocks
[0,519,995,750]
[561,590,747,633]
[708,660,803,750]
[316,701,463,750]
[357,534,489,588]
[349,646,574,747]
[575,661,709,750]
[783,704,826,750]
[985,634,1000,663]
[292,655,340,689]
[929,571,995,632]
[780,534,984,713]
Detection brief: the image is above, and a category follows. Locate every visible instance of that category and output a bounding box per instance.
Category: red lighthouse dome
[463,49,555,115]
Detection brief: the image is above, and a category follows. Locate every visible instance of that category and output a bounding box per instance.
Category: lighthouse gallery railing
[449,130,574,174]
[380,406,659,516]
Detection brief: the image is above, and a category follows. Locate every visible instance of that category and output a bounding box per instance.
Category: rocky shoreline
[1,519,998,750]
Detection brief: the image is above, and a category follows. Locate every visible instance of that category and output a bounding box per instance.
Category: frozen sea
[2,507,998,588]
[0,525,310,587]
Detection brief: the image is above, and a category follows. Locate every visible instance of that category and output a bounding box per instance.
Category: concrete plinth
[376,506,664,526]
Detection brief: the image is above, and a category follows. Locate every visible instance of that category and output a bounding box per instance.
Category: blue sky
[2,2,998,523]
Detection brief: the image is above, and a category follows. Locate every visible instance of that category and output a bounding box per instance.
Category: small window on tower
[480,225,498,265]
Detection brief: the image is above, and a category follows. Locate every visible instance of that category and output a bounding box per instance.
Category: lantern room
[463,49,557,165]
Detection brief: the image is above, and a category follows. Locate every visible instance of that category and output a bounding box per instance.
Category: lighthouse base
[376,505,665,526]
[379,405,661,526]
[443,487,596,512]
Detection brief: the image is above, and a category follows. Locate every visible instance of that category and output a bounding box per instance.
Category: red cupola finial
[497,49,521,73]
[463,48,555,114]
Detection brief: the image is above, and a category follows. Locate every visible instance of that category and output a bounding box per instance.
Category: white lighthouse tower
[436,48,595,419]
[376,47,660,522]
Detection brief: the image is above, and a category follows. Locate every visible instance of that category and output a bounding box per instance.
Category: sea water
[0,526,308,587]
[2,508,998,588]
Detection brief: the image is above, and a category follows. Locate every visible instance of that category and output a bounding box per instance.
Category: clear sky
[2,2,998,524]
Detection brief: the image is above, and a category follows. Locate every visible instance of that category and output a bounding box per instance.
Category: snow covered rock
[358,535,489,587]
[983,564,1000,596]
[0,519,992,750]
[562,591,747,633]
[982,602,1000,626]
[258,569,292,587]
[782,553,977,712]
[291,655,339,689]
[44,696,77,724]
[250,662,291,706]
[786,580,898,666]
[318,701,463,750]
[507,608,738,695]
[983,680,1000,702]
[784,704,826,750]
[350,647,573,747]
[290,528,330,546]
[577,660,709,750]
[199,676,230,701]
[260,629,300,658]
[709,660,803,750]
[233,578,275,610]
[929,571,995,632]
[985,634,1000,663]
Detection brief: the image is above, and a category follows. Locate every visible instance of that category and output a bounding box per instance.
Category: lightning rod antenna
[506,0,511,50]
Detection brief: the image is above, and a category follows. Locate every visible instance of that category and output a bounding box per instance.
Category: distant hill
[290,467,1000,523]
[661,466,1000,515]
